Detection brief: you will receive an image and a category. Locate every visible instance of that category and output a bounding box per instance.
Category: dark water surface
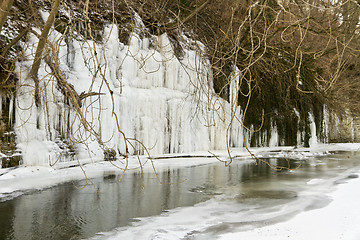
[0,151,359,239]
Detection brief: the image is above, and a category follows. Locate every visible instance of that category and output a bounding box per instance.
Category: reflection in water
[0,152,359,240]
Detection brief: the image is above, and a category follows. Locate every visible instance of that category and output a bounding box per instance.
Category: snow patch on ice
[218,169,360,240]
[307,178,323,185]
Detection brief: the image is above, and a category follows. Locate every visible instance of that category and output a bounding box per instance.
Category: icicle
[269,122,279,147]
[350,116,355,141]
[228,67,244,148]
[8,95,14,128]
[322,106,329,143]
[309,113,318,147]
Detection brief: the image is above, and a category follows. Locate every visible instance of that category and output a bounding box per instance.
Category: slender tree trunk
[29,0,61,107]
[0,0,14,32]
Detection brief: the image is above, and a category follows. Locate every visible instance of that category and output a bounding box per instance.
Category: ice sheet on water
[89,183,333,240]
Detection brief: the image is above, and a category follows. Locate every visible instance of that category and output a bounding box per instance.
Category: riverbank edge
[219,164,360,240]
[1,143,360,201]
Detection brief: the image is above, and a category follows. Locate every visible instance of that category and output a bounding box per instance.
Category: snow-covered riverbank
[219,169,360,240]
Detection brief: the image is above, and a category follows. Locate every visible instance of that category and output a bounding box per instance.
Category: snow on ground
[219,170,360,240]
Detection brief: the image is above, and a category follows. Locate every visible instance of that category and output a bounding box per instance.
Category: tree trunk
[0,0,14,32]
[29,0,61,107]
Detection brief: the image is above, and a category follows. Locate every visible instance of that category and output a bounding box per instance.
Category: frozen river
[1,151,360,239]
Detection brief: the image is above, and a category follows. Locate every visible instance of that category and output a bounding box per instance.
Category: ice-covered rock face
[18,18,360,167]
[14,24,244,166]
[9,22,360,167]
